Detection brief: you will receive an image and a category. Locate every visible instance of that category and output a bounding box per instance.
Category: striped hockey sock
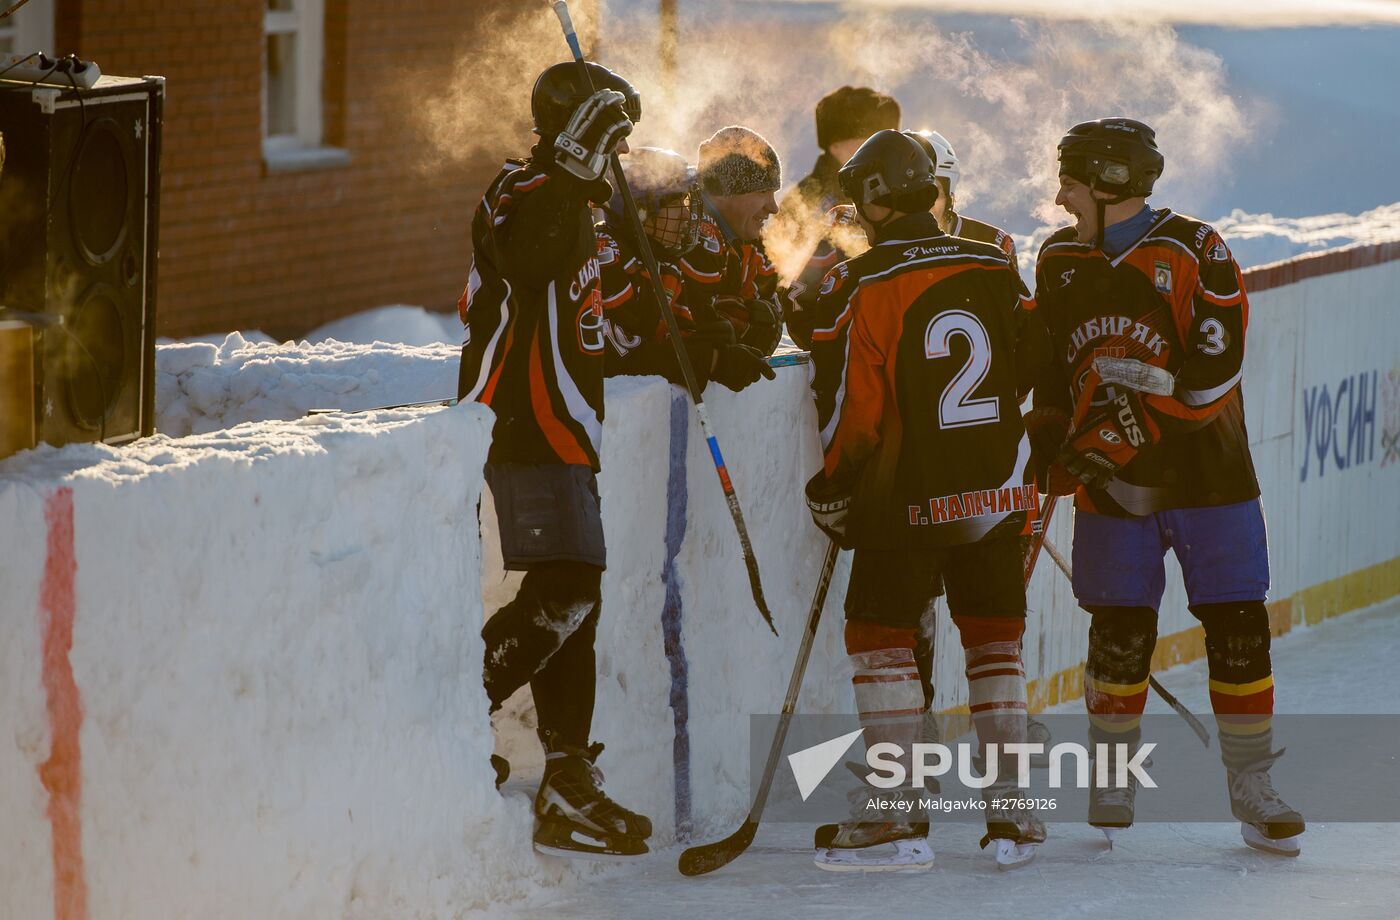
[845,622,923,772]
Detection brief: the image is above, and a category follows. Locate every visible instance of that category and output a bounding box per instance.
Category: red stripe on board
[39,488,87,920]
[1242,240,1400,294]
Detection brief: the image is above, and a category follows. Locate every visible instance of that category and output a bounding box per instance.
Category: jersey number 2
[925,310,999,429]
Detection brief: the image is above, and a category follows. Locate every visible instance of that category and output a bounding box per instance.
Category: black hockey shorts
[483,462,607,571]
[846,534,1026,628]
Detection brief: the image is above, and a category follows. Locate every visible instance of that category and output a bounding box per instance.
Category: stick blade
[678,820,758,877]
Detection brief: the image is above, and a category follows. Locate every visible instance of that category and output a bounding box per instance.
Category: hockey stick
[551,0,776,636]
[307,397,458,415]
[678,539,841,876]
[1040,534,1211,747]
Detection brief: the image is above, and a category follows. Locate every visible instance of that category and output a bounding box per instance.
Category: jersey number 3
[925,309,999,429]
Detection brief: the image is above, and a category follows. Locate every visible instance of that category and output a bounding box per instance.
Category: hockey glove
[713,296,782,356]
[710,344,776,393]
[553,89,634,182]
[741,299,782,356]
[805,473,851,545]
[1055,389,1160,490]
[1024,405,1071,493]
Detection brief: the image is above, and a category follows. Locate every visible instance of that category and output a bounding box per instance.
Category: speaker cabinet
[0,74,162,446]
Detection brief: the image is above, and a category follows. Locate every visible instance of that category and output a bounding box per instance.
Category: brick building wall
[53,0,599,340]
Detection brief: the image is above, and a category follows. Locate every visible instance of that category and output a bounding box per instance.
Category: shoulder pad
[1037,227,1082,260]
[817,261,850,297]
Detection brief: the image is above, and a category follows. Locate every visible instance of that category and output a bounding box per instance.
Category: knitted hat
[815,86,901,152]
[697,126,782,197]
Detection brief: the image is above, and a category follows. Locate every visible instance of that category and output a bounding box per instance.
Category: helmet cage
[640,184,703,257]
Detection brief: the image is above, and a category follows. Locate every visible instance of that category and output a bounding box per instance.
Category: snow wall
[2,241,1398,917]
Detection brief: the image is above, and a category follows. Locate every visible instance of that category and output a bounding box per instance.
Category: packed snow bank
[304,304,463,348]
[0,405,589,918]
[155,332,459,436]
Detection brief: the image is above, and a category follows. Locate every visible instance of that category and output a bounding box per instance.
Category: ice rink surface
[492,598,1400,920]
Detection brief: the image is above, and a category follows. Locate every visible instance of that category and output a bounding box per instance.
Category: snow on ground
[490,598,1400,920]
[154,332,458,436]
[304,304,464,348]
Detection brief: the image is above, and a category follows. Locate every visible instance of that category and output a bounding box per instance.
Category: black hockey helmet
[837,128,938,213]
[531,61,642,139]
[1057,117,1163,199]
[607,147,703,257]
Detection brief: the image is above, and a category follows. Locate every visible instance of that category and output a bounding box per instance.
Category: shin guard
[1083,606,1157,744]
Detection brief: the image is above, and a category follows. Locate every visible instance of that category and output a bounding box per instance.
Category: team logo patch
[577,294,606,353]
[1208,241,1230,262]
[596,235,617,266]
[1099,428,1122,446]
[1060,268,1075,287]
[1154,260,1172,294]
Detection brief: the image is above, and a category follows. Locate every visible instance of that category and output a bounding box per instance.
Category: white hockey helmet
[905,129,960,197]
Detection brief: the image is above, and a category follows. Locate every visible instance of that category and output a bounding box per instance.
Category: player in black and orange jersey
[805,130,1052,872]
[675,126,786,359]
[456,60,650,859]
[1030,117,1303,856]
[905,129,1018,265]
[596,146,773,393]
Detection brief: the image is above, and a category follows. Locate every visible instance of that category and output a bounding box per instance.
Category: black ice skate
[1088,746,1140,846]
[533,735,652,859]
[1228,750,1305,857]
[813,762,930,853]
[981,777,1045,871]
[813,787,933,873]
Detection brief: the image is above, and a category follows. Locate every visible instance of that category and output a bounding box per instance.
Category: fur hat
[815,86,901,152]
[698,126,782,197]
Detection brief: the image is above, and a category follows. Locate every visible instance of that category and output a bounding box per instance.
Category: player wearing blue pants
[1028,117,1304,856]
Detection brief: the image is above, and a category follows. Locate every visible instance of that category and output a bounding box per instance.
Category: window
[0,0,55,59]
[263,0,344,170]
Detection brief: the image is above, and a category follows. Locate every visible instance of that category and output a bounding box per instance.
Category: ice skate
[814,818,933,872]
[814,783,932,872]
[1228,751,1304,857]
[981,777,1045,871]
[533,736,652,859]
[1088,745,1139,846]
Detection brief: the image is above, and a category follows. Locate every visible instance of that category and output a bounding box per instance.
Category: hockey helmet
[837,129,938,213]
[905,130,960,197]
[531,61,642,139]
[1057,117,1163,199]
[610,147,702,257]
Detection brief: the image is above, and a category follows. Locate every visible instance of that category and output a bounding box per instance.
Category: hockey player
[905,129,1018,264]
[900,129,1055,754]
[597,146,775,393]
[778,86,901,346]
[676,126,786,360]
[456,60,652,858]
[805,129,1051,871]
[1029,117,1304,856]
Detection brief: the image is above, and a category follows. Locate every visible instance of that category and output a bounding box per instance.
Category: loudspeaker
[0,73,162,446]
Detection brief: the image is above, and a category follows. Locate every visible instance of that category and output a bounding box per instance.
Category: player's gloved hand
[805,473,851,546]
[712,297,780,355]
[553,89,634,182]
[1024,406,1071,494]
[1055,390,1160,489]
[710,344,776,392]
